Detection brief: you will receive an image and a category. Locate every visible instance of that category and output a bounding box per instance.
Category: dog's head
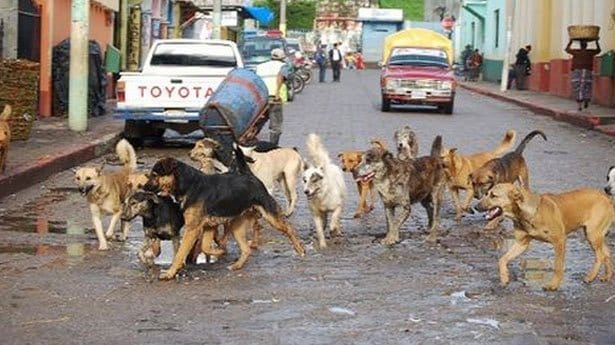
[393,126,418,159]
[121,190,159,221]
[0,105,11,145]
[127,172,150,191]
[190,138,220,163]
[355,139,392,183]
[338,151,363,172]
[605,166,615,196]
[74,165,104,196]
[302,165,325,200]
[475,183,522,221]
[469,163,498,199]
[145,157,179,197]
[440,147,463,173]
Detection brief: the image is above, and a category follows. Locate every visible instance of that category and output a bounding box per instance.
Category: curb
[459,83,607,133]
[0,132,122,200]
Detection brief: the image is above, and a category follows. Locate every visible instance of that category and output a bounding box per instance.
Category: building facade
[457,0,615,107]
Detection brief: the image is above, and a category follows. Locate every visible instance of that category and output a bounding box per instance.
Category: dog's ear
[71,167,78,174]
[337,153,343,159]
[96,160,106,174]
[509,188,524,203]
[449,148,458,155]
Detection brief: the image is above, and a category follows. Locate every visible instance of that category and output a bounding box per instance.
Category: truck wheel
[381,96,391,112]
[123,120,165,147]
[441,99,454,114]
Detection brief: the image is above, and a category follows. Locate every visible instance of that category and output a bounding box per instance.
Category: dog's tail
[116,139,137,171]
[0,105,11,121]
[514,130,547,155]
[430,135,443,158]
[306,133,331,167]
[491,129,517,156]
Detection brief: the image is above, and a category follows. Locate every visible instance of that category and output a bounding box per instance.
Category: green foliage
[379,0,424,21]
[251,0,316,30]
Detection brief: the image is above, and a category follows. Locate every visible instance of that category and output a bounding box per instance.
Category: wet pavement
[1,70,615,344]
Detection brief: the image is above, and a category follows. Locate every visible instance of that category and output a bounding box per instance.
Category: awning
[243,6,274,25]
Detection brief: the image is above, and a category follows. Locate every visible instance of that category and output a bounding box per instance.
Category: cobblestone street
[1,69,615,344]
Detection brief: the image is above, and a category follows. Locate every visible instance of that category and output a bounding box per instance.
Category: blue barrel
[199,68,269,141]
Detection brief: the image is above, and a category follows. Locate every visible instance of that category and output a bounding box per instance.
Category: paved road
[1,69,615,344]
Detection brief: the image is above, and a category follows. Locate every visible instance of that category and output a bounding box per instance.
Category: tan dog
[476,183,615,291]
[127,172,150,191]
[0,105,12,174]
[338,150,377,218]
[74,139,137,250]
[441,130,516,220]
[189,138,229,174]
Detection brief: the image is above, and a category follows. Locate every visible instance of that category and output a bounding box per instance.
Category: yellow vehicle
[380,28,456,113]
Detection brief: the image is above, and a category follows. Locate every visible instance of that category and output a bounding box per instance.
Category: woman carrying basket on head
[565,38,601,111]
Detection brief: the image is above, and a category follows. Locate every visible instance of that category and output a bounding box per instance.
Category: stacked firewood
[0,59,39,141]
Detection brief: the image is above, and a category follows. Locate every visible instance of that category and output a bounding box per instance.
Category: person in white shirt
[328,43,342,82]
[256,48,288,145]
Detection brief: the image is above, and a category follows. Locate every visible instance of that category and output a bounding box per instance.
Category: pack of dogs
[71,126,615,291]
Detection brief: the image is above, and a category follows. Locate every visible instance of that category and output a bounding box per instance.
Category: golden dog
[0,105,12,174]
[477,183,615,291]
[338,150,377,218]
[441,130,516,220]
[74,139,137,250]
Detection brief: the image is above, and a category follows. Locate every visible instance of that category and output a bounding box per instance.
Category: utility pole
[280,0,287,37]
[212,0,222,39]
[500,0,515,92]
[69,0,89,132]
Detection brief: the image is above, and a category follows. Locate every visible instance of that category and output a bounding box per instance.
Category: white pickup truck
[114,39,244,143]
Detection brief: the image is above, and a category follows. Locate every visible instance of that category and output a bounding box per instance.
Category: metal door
[18,0,41,62]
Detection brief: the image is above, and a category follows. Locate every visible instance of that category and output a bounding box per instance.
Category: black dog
[121,191,184,269]
[145,145,305,280]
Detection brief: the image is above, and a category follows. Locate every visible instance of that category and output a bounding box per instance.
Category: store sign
[189,0,245,6]
[357,8,403,22]
[221,11,238,26]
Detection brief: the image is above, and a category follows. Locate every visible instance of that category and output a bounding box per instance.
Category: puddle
[153,240,212,265]
[0,242,92,266]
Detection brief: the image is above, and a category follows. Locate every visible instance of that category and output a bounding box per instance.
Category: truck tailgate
[120,75,228,110]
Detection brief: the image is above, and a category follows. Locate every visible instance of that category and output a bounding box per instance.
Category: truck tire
[381,96,391,112]
[441,99,454,114]
[123,120,165,147]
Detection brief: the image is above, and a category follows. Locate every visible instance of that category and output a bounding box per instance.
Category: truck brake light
[116,81,125,103]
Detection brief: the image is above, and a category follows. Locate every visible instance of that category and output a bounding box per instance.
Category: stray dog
[356,136,445,244]
[74,139,137,250]
[145,146,305,280]
[127,172,150,191]
[394,125,419,160]
[0,104,12,174]
[338,150,377,218]
[470,130,546,229]
[121,190,184,271]
[604,166,615,197]
[189,137,229,174]
[441,130,517,220]
[476,183,615,291]
[240,144,304,216]
[303,133,347,248]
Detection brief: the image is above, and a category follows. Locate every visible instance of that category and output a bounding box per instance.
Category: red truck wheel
[441,99,454,114]
[381,96,391,112]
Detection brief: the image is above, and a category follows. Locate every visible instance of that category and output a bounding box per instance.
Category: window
[150,43,237,67]
[494,9,500,48]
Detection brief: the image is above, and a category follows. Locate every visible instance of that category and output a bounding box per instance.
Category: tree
[252,0,316,30]
[379,0,424,21]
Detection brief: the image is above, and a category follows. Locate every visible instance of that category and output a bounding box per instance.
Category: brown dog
[0,105,12,174]
[441,130,517,220]
[470,130,546,229]
[476,183,615,291]
[338,150,377,218]
[355,136,446,243]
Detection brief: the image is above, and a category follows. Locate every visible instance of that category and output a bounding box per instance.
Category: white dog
[302,133,346,248]
[240,145,304,216]
[605,166,615,197]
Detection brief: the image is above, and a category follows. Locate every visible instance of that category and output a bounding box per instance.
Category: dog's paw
[542,284,560,292]
[158,271,176,280]
[353,212,362,219]
[105,233,115,241]
[380,237,398,246]
[98,244,110,251]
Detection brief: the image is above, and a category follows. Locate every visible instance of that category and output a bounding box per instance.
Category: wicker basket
[0,59,39,141]
[567,25,600,40]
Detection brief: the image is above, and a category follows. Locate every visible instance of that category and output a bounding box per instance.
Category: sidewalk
[0,113,124,199]
[459,81,615,136]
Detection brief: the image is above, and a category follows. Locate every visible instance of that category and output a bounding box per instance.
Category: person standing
[513,45,532,90]
[565,39,601,111]
[469,49,483,81]
[329,43,342,82]
[315,44,327,83]
[256,48,288,145]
